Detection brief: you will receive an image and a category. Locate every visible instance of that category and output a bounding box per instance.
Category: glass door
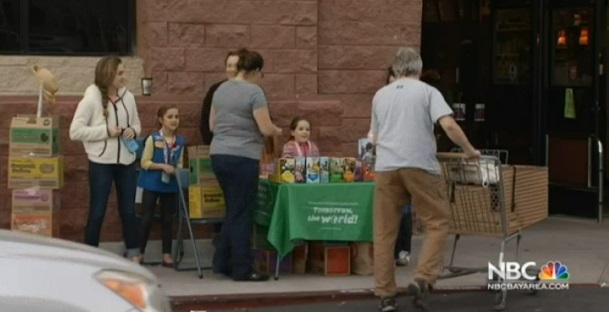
[488,0,536,165]
[545,0,604,222]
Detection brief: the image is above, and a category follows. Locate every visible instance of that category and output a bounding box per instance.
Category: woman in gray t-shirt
[208,48,282,282]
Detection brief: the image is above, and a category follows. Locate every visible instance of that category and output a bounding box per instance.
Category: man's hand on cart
[464,148,481,159]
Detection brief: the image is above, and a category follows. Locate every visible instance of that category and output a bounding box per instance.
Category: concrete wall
[0,0,422,242]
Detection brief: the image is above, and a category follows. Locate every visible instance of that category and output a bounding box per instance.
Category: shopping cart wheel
[493,288,507,311]
[487,273,500,293]
[525,267,541,296]
[527,276,540,296]
[449,268,463,274]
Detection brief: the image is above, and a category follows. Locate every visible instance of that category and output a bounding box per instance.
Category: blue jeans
[395,205,413,258]
[85,161,140,257]
[210,154,259,279]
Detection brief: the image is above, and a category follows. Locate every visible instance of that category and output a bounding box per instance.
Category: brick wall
[0,0,422,242]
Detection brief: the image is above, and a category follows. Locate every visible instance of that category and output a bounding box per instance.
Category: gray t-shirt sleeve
[251,86,267,111]
[429,87,453,124]
[370,91,380,136]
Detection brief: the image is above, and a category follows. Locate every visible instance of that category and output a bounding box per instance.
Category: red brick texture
[1,0,422,242]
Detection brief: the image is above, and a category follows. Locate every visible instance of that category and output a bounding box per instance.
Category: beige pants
[373,168,450,298]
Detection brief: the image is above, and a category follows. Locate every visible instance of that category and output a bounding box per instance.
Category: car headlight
[95,269,170,312]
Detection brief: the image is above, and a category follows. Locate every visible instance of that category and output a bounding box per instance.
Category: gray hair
[392,47,423,77]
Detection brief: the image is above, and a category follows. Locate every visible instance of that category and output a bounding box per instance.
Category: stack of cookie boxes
[7,115,64,237]
[187,145,225,219]
[270,157,374,184]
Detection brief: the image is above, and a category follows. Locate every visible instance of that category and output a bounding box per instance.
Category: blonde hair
[94,56,122,118]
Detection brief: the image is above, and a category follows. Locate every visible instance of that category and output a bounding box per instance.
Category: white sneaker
[396,251,410,266]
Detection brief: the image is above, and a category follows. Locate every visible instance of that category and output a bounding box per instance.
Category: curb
[170,283,602,311]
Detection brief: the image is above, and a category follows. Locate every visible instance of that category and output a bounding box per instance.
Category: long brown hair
[94,56,122,119]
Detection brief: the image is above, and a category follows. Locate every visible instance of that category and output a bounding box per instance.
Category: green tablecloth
[256,180,375,257]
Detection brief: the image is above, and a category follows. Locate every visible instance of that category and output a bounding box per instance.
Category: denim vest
[138,132,185,193]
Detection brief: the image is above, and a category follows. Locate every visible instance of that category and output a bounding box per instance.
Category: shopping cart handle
[437,152,467,159]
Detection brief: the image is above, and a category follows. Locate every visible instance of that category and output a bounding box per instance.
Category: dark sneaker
[378,297,397,312]
[407,279,431,310]
[232,271,270,282]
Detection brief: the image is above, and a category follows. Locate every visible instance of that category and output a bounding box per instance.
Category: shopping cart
[450,148,509,164]
[436,152,540,311]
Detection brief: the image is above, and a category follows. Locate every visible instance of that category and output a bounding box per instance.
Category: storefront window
[0,0,135,55]
[493,9,532,85]
[551,8,593,86]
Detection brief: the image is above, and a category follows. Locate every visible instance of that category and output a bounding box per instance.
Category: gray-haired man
[370,47,480,312]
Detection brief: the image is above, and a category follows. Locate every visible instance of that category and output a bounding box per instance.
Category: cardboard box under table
[8,157,64,189]
[9,115,60,157]
[350,242,374,276]
[309,242,351,276]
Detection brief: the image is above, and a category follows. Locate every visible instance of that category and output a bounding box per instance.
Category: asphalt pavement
[189,287,608,312]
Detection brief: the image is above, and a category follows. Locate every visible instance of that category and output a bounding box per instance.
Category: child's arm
[140,136,169,171]
[177,146,185,169]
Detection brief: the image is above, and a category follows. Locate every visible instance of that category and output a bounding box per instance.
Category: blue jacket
[138,132,186,193]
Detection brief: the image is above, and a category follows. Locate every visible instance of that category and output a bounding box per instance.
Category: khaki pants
[373,168,450,298]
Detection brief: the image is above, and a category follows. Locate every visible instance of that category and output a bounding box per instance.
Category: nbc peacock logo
[538,261,570,281]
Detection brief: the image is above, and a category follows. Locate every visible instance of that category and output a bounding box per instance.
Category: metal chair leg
[274,253,281,280]
[178,186,203,278]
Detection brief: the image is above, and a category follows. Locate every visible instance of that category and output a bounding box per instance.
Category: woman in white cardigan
[69,56,142,263]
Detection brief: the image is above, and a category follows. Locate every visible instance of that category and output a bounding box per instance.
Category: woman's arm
[250,87,281,137]
[69,99,109,142]
[253,106,281,137]
[129,96,142,137]
[209,106,216,132]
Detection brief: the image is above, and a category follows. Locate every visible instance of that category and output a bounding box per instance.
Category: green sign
[254,179,279,227]
[265,182,375,257]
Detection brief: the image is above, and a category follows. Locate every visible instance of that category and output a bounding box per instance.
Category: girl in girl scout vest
[138,104,185,267]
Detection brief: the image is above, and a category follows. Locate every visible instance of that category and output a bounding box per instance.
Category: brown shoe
[408,279,432,310]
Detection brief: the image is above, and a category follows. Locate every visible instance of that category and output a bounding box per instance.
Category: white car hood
[0,229,156,281]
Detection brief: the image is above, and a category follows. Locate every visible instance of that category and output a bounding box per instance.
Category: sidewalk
[151,216,609,301]
[242,288,609,312]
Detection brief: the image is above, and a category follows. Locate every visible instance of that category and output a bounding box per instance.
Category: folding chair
[173,168,224,278]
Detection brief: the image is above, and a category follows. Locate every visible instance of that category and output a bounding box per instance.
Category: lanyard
[294,141,309,157]
[159,130,177,165]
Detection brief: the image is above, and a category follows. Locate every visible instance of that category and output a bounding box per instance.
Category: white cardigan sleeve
[128,94,142,137]
[69,98,109,142]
